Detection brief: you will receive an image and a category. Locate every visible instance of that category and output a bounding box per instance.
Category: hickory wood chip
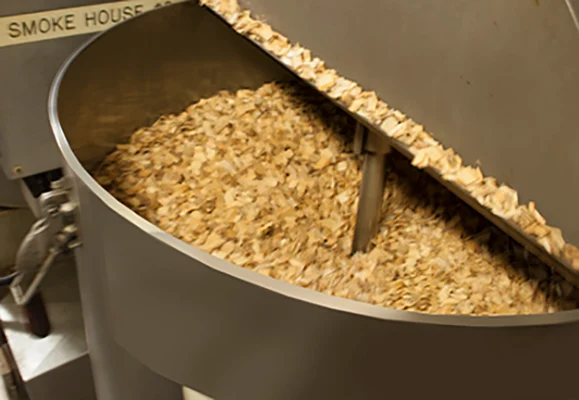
[198,0,579,271]
[95,83,578,316]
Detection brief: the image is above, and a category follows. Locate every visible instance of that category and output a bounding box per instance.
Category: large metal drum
[49,3,579,400]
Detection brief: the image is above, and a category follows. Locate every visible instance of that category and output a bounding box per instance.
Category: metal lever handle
[9,222,78,307]
[9,183,80,307]
[10,247,60,307]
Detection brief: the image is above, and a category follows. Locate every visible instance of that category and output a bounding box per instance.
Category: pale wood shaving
[198,0,579,270]
[95,83,578,316]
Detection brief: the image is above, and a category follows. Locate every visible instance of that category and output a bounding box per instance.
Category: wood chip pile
[95,82,578,315]
[197,0,579,275]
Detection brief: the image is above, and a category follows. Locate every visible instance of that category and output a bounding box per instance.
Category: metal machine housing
[50,3,579,400]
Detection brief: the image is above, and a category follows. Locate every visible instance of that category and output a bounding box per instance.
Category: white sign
[0,0,187,48]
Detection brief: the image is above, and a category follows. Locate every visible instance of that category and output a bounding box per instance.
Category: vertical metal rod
[352,152,387,253]
[353,122,365,155]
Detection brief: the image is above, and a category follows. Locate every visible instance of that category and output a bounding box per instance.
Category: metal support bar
[352,123,391,253]
[352,152,387,253]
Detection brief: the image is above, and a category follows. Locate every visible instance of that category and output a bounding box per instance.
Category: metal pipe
[352,152,387,253]
[352,124,392,253]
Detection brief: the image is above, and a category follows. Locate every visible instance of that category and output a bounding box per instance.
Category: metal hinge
[9,178,81,306]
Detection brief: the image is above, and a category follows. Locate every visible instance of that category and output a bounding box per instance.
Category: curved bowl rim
[47,3,579,329]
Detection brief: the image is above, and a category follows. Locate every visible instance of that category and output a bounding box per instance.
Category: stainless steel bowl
[49,3,579,400]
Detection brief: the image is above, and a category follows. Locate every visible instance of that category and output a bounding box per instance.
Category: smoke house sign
[0,0,187,48]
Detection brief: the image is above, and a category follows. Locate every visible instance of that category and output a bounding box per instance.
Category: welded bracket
[352,123,391,254]
[9,178,80,306]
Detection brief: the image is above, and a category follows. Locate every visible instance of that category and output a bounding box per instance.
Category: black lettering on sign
[8,22,20,38]
[109,8,122,23]
[85,11,97,27]
[22,21,37,36]
[122,6,135,19]
[51,15,64,31]
[84,5,144,28]
[6,15,78,39]
[64,14,75,30]
[38,18,51,34]
[98,10,109,24]
[2,2,186,46]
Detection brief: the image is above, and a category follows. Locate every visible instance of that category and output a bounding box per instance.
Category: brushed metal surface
[352,152,387,253]
[0,208,35,270]
[71,178,183,400]
[241,0,579,246]
[25,355,95,400]
[0,0,150,179]
[49,4,579,400]
[0,171,25,208]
